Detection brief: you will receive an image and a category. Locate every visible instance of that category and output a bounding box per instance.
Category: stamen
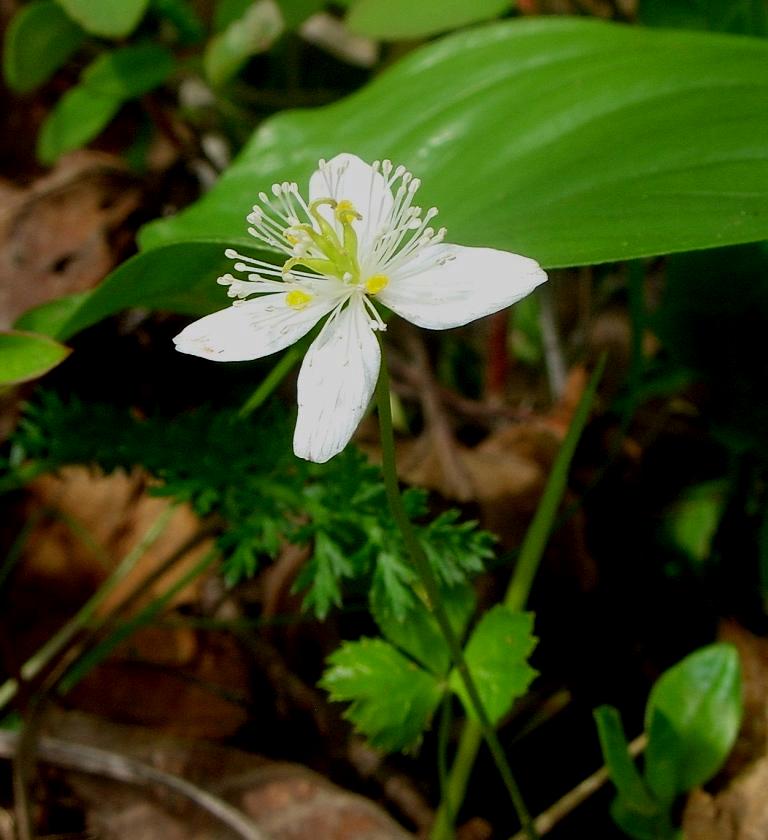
[364,274,389,295]
[286,289,314,310]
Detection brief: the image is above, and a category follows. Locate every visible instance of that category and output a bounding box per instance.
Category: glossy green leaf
[140,19,768,268]
[639,0,768,37]
[645,643,742,800]
[37,86,120,165]
[47,243,233,341]
[347,0,511,39]
[13,292,91,338]
[449,606,537,724]
[205,0,284,86]
[320,638,444,752]
[54,0,150,37]
[3,0,85,93]
[0,331,71,385]
[371,582,475,676]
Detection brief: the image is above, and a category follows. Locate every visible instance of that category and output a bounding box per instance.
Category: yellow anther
[364,274,389,295]
[284,232,299,245]
[335,199,361,224]
[285,289,313,310]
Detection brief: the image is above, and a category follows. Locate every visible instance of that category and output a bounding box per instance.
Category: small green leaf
[37,44,174,164]
[0,331,71,385]
[594,705,659,814]
[320,638,444,752]
[54,0,150,37]
[449,606,537,724]
[663,480,726,564]
[81,43,174,99]
[371,582,475,676]
[610,796,677,840]
[37,86,120,165]
[205,0,284,86]
[347,0,511,39]
[150,0,205,45]
[645,643,742,800]
[3,0,85,93]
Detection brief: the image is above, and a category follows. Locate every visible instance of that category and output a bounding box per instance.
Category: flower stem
[431,355,606,838]
[375,343,538,840]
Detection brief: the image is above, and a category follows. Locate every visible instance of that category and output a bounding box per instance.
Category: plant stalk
[431,355,606,839]
[375,342,538,840]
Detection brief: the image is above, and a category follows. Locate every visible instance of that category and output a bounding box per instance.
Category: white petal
[379,244,547,330]
[293,298,381,463]
[173,292,340,362]
[309,153,394,251]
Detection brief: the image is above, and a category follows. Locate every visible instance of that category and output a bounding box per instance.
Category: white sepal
[293,297,381,463]
[379,244,547,330]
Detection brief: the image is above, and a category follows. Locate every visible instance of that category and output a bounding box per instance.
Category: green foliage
[662,481,727,565]
[278,0,326,29]
[639,0,768,37]
[449,606,537,724]
[346,0,511,39]
[205,0,284,86]
[54,0,150,37]
[320,638,444,752]
[645,643,742,801]
[3,1,85,93]
[150,0,206,44]
[37,43,174,164]
[5,393,494,618]
[370,582,476,675]
[596,643,742,839]
[322,602,537,750]
[0,331,71,386]
[19,244,234,341]
[141,19,768,269]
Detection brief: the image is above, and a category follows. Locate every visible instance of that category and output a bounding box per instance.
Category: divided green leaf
[449,606,537,724]
[320,638,444,752]
[371,582,475,676]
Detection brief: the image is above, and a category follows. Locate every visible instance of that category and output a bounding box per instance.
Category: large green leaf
[639,0,768,37]
[3,0,85,93]
[54,0,150,37]
[0,331,71,385]
[347,0,511,39]
[141,18,768,268]
[47,243,232,341]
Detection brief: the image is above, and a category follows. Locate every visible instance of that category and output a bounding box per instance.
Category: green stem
[376,343,537,840]
[239,344,304,418]
[431,355,606,839]
[0,503,178,715]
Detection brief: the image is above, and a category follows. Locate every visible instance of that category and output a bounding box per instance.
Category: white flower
[174,153,547,463]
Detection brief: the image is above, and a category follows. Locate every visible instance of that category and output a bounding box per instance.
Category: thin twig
[0,730,270,840]
[509,733,647,839]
